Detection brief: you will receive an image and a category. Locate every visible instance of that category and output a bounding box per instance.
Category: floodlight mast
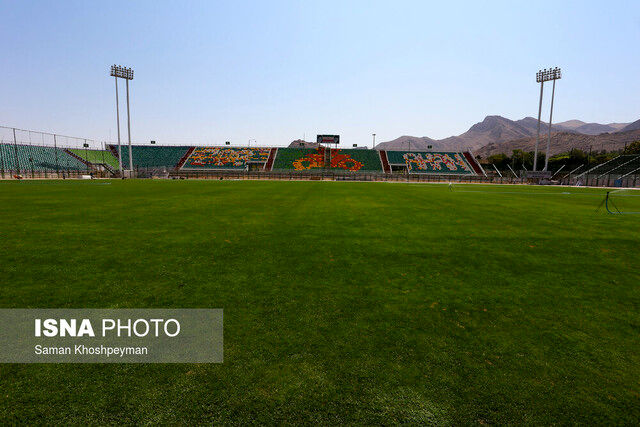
[112,70,122,173]
[533,67,561,171]
[126,78,133,172]
[109,65,135,176]
[544,68,561,171]
[533,72,544,172]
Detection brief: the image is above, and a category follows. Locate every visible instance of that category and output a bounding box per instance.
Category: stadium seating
[615,155,640,176]
[113,145,191,169]
[272,148,319,170]
[591,155,640,177]
[68,149,119,170]
[589,155,631,175]
[182,147,270,170]
[385,151,475,174]
[272,147,383,172]
[330,149,383,172]
[0,143,86,172]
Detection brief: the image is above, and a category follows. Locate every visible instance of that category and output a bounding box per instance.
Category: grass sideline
[0,180,638,424]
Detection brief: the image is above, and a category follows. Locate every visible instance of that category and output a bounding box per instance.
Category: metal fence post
[12,128,20,175]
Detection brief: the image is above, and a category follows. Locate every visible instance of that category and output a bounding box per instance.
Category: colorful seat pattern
[386,151,474,174]
[272,148,317,170]
[331,149,383,172]
[272,148,383,172]
[182,147,270,170]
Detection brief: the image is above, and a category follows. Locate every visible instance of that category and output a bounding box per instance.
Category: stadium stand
[331,149,383,172]
[111,145,191,169]
[589,154,640,177]
[386,151,475,175]
[585,155,630,176]
[272,148,319,170]
[0,143,85,172]
[68,149,119,170]
[182,147,270,170]
[272,147,383,172]
[614,155,640,176]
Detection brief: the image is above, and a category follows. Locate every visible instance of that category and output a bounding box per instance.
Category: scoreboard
[317,135,340,145]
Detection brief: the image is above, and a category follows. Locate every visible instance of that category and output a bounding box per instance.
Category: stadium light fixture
[110,65,134,80]
[533,67,562,171]
[535,67,561,83]
[109,64,135,175]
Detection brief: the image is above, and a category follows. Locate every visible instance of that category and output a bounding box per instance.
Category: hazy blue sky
[1,0,639,147]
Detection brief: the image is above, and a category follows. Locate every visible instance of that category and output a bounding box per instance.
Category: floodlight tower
[110,65,135,174]
[543,67,561,171]
[533,67,561,171]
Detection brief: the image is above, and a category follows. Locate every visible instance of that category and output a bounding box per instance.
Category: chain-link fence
[0,126,116,179]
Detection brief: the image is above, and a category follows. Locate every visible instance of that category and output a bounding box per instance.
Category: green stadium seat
[68,149,119,170]
[272,148,319,170]
[272,147,383,172]
[112,145,191,169]
[0,143,85,172]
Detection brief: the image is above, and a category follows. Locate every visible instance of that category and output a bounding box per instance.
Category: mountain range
[475,129,640,158]
[375,116,638,154]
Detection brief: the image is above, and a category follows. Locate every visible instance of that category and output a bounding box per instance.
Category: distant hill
[554,120,629,135]
[376,115,567,152]
[375,115,635,152]
[373,136,440,151]
[475,129,640,158]
[620,119,640,132]
[554,119,584,130]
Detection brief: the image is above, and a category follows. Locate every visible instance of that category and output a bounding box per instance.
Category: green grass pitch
[0,180,638,424]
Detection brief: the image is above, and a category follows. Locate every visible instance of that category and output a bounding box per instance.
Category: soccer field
[0,180,638,424]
